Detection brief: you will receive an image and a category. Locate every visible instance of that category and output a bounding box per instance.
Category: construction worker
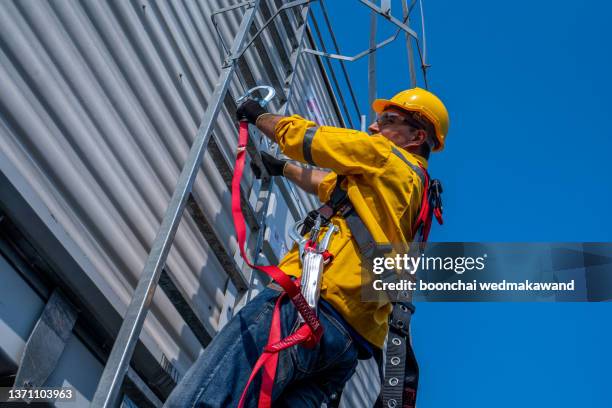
[164,88,449,407]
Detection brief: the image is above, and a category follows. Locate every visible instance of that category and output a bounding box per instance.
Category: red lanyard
[232,121,323,408]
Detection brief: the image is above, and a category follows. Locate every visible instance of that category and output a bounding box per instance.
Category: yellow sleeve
[317,171,339,203]
[274,115,392,175]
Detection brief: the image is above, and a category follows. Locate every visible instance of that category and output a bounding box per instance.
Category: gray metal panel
[0,0,348,390]
[0,253,101,407]
[13,290,77,393]
[0,253,45,373]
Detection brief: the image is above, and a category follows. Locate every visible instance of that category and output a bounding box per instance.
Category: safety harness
[305,146,443,408]
[232,120,443,408]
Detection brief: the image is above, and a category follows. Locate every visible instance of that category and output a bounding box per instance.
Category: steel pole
[90,2,261,406]
[403,0,417,87]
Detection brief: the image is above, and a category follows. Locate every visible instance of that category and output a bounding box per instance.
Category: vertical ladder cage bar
[403,0,417,88]
[419,0,427,65]
[368,10,377,124]
[246,2,312,302]
[381,0,392,15]
[90,2,262,407]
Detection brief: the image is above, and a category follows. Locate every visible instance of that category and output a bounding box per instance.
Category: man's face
[374,107,426,149]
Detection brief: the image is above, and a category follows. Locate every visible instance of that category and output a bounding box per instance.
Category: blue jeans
[164,286,359,408]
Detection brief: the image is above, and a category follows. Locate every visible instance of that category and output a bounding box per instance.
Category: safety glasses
[376,111,422,129]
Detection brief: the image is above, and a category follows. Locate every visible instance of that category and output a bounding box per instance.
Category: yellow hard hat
[372,87,449,151]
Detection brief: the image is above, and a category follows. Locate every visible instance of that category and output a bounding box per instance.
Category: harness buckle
[389,302,414,336]
[429,179,444,224]
[429,179,443,211]
[299,208,333,236]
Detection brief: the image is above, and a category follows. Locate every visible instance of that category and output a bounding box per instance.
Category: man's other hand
[251,152,287,179]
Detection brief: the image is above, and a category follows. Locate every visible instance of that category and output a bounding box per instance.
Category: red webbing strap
[434,207,443,225]
[412,164,432,242]
[254,294,284,408]
[233,121,323,408]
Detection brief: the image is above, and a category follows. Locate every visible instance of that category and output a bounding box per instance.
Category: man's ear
[403,129,427,149]
[414,129,428,146]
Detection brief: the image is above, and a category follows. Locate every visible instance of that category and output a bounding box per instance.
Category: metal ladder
[91,1,427,406]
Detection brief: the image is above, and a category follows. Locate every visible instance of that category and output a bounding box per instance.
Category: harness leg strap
[383,331,407,408]
[381,302,417,408]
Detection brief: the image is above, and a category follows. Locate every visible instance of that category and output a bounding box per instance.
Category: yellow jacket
[275,115,426,348]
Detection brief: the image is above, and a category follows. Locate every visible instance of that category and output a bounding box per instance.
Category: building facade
[0,0,378,406]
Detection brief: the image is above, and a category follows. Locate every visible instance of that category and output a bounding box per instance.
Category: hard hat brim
[372,98,404,114]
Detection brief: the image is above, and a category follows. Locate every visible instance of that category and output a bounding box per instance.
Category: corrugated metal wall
[0,0,378,405]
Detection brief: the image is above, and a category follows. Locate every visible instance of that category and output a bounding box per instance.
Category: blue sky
[311,1,612,406]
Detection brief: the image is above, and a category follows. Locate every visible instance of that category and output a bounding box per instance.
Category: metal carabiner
[236,85,276,107]
[289,219,309,261]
